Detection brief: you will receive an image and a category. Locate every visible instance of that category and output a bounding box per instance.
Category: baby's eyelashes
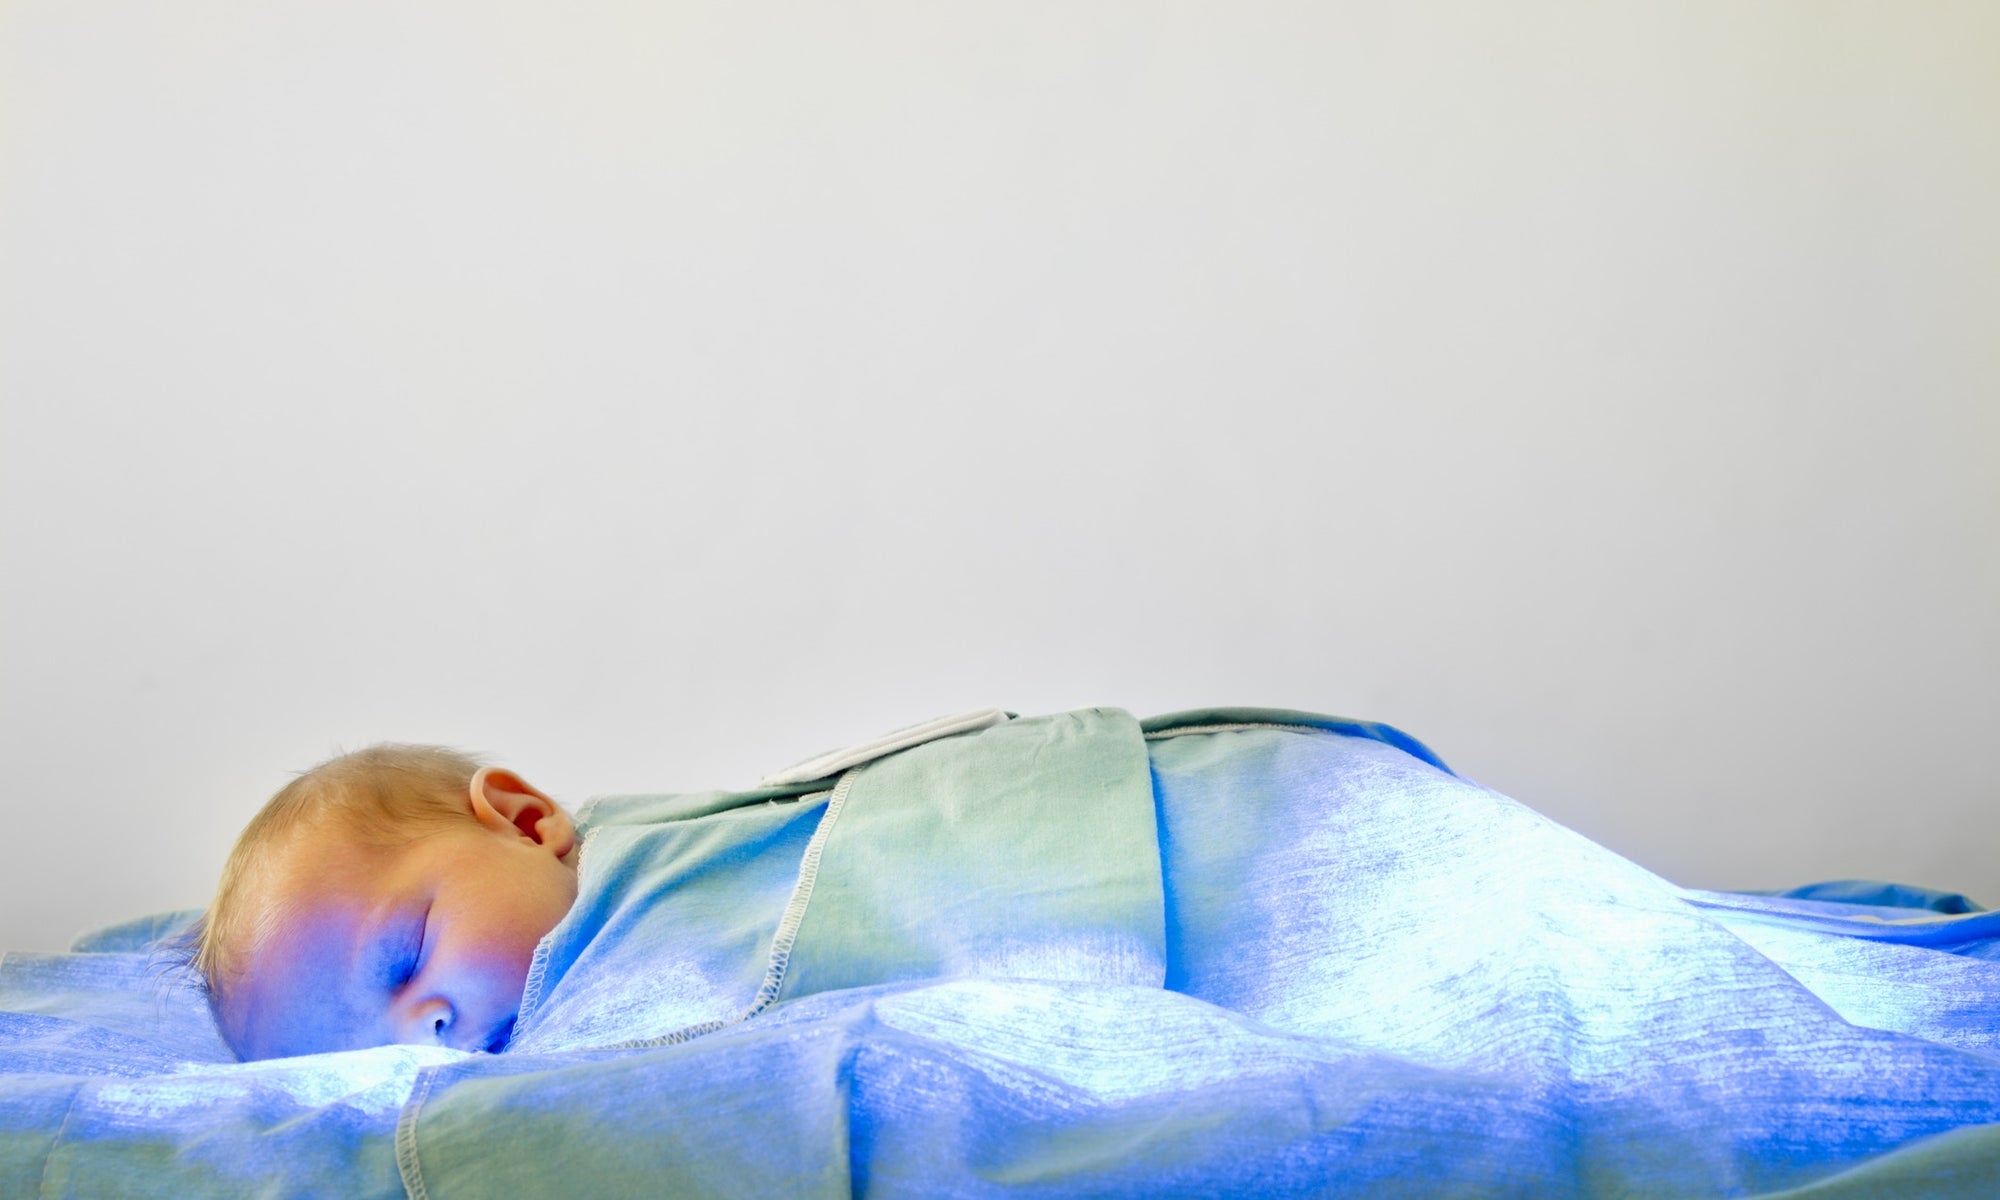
[384,906,432,991]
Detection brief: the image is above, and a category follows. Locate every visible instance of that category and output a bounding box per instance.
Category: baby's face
[218,797,578,1060]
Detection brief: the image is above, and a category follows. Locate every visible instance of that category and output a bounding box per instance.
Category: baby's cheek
[458,927,538,999]
[446,947,530,1023]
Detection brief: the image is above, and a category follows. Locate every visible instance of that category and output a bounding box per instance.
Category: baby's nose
[398,998,455,1047]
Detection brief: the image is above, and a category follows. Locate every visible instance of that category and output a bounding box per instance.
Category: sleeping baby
[142,706,2000,1196]
[184,745,582,1060]
[183,706,1207,1060]
[179,704,2000,1101]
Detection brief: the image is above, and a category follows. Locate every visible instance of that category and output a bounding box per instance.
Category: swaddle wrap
[509,707,1167,1052]
[8,707,2000,1199]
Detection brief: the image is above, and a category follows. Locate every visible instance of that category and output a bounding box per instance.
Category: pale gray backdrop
[1,1,1995,953]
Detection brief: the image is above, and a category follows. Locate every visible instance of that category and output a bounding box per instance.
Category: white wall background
[1,1,1994,953]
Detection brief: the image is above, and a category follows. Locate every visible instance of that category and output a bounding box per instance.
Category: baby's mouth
[483,1015,516,1054]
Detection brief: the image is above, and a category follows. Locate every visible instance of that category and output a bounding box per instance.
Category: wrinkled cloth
[5,708,2000,1198]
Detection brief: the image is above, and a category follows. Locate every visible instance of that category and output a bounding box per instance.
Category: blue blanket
[5,709,1999,1197]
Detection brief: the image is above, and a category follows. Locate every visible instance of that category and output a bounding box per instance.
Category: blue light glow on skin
[216,768,578,1061]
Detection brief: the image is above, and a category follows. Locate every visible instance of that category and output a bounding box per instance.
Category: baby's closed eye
[386,907,430,989]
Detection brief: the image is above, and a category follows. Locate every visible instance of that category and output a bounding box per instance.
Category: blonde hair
[169,743,486,1000]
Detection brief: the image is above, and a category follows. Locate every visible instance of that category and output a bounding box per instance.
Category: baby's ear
[467,767,575,858]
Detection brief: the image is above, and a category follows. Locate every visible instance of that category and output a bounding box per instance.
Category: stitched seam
[508,824,600,1040]
[590,766,861,1053]
[591,1016,733,1053]
[1142,722,1319,740]
[572,794,606,826]
[750,765,854,1012]
[1682,892,1967,927]
[35,1086,81,1200]
[1680,891,2000,941]
[396,1066,442,1200]
[515,941,555,1029]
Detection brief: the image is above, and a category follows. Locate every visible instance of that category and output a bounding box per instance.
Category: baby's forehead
[266,809,413,874]
[241,828,407,944]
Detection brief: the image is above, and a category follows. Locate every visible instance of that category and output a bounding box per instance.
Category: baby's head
[185,744,578,1061]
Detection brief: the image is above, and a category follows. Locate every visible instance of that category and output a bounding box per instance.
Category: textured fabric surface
[509,789,827,1051]
[1147,728,2000,1195]
[5,710,2000,1198]
[778,707,1165,998]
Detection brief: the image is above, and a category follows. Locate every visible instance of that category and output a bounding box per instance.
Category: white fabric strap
[758,707,1012,786]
